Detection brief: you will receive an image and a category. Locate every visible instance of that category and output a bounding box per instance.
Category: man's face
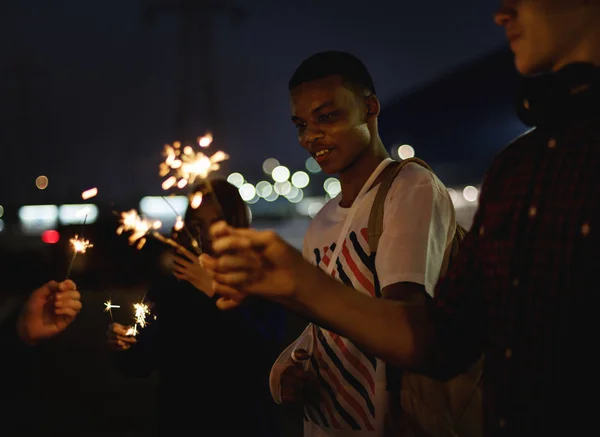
[290,75,372,175]
[495,0,596,75]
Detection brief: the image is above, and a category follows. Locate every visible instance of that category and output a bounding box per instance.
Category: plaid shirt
[431,63,600,436]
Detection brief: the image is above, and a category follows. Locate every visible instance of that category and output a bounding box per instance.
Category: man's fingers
[208,220,233,239]
[55,290,81,304]
[213,271,256,286]
[215,296,244,311]
[211,235,252,255]
[54,307,78,318]
[54,290,82,314]
[58,280,77,292]
[216,253,261,273]
[212,281,247,302]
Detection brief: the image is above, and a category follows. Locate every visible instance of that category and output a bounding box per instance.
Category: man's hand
[17,280,82,345]
[202,221,304,305]
[279,349,323,405]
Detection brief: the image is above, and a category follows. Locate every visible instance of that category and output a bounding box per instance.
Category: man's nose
[300,127,324,148]
[494,0,516,26]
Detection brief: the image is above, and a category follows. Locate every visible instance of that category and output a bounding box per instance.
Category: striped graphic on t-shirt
[305,229,380,431]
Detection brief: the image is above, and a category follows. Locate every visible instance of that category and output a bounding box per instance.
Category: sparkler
[104,299,120,321]
[65,213,92,280]
[160,196,202,255]
[115,209,189,252]
[124,301,151,337]
[159,133,227,217]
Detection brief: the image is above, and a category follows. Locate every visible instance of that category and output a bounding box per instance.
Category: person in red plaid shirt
[202,1,600,435]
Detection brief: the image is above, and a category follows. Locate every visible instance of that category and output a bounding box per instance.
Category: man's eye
[295,123,306,130]
[318,113,336,122]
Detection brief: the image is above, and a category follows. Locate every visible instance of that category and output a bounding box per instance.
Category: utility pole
[143,0,246,144]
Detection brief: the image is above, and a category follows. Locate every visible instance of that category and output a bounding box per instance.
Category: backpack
[367,157,483,437]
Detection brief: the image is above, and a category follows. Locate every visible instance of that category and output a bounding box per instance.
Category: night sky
[0,0,506,205]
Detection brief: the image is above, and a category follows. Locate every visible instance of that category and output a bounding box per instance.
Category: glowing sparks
[198,133,213,148]
[115,209,190,252]
[82,187,98,200]
[159,132,228,190]
[133,302,150,328]
[69,235,93,253]
[104,300,120,312]
[190,191,203,209]
[124,302,152,337]
[116,209,162,250]
[174,216,184,231]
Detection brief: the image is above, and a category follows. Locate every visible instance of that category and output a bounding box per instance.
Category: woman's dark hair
[185,178,249,228]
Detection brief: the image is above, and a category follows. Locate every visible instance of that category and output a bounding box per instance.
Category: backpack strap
[367,157,464,276]
[367,157,434,254]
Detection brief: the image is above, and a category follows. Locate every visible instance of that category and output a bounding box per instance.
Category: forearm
[284,262,433,369]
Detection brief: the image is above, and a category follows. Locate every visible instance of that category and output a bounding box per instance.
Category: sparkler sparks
[104,299,120,321]
[116,209,162,250]
[65,212,91,280]
[133,302,150,328]
[174,216,184,231]
[69,235,93,253]
[116,209,190,252]
[104,300,120,312]
[159,133,228,190]
[123,301,151,337]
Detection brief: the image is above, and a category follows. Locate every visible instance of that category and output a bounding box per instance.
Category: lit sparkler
[159,133,227,217]
[104,299,120,321]
[65,213,92,279]
[124,301,152,337]
[133,302,150,328]
[116,209,189,252]
[70,235,93,253]
[160,196,202,255]
[159,133,228,190]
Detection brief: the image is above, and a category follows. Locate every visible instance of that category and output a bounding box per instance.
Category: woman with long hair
[106,178,284,436]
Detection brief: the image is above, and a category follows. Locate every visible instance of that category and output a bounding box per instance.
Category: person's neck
[338,138,389,208]
[552,33,600,72]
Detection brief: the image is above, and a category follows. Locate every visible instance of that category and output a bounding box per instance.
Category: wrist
[16,313,38,346]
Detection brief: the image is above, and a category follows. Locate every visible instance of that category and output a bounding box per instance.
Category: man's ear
[365,94,380,119]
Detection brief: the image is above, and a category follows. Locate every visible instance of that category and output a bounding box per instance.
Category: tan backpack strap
[367,158,432,253]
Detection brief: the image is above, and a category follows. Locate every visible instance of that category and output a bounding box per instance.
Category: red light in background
[42,230,60,244]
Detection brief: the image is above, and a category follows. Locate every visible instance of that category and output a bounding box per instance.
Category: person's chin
[514,52,550,76]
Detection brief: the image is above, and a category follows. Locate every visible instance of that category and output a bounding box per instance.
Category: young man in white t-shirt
[261,51,455,437]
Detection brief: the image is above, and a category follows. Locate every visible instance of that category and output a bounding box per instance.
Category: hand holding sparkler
[106,322,137,351]
[18,280,82,345]
[172,246,215,296]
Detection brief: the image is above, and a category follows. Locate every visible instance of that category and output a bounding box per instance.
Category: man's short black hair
[288,51,376,95]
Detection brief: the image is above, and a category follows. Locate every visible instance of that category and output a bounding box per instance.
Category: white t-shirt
[300,162,455,437]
